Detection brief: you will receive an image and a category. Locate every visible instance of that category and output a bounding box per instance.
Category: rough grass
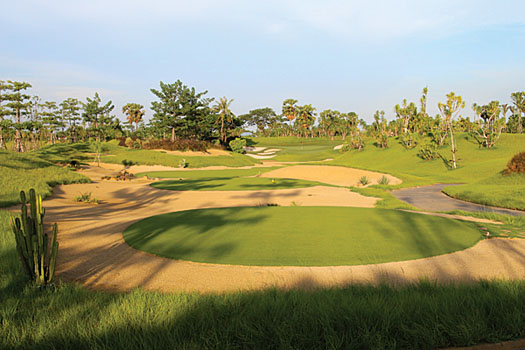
[123,207,483,266]
[0,150,90,207]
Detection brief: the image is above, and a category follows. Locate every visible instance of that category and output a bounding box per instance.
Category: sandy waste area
[28,162,525,293]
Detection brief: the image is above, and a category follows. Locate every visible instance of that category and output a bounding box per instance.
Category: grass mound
[123,207,483,266]
[442,173,525,211]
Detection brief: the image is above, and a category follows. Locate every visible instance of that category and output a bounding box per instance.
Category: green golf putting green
[123,207,483,266]
[150,177,328,191]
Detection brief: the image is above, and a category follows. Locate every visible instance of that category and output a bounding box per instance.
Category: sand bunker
[261,165,402,187]
[39,163,524,293]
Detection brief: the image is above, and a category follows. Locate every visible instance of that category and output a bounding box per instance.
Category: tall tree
[213,97,235,143]
[122,103,145,132]
[395,99,418,148]
[282,99,298,126]
[82,92,114,141]
[240,107,277,136]
[510,91,524,134]
[60,98,82,143]
[438,92,465,169]
[371,110,389,148]
[0,80,10,149]
[4,81,32,152]
[41,101,61,144]
[295,104,316,137]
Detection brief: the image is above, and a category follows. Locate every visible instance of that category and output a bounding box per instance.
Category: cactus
[10,189,58,287]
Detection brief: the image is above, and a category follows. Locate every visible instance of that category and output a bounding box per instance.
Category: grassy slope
[100,145,260,168]
[443,173,525,211]
[328,133,525,210]
[123,207,482,266]
[0,150,90,207]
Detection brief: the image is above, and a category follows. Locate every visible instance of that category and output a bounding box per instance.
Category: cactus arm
[10,217,32,278]
[47,224,59,284]
[31,237,40,285]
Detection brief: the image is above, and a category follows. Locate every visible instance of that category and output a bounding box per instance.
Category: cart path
[392,184,525,216]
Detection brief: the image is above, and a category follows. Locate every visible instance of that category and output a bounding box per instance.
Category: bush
[505,151,525,175]
[75,192,99,204]
[229,138,246,154]
[418,143,440,161]
[125,137,134,148]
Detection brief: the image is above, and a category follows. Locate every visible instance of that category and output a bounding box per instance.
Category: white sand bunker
[334,144,343,150]
[261,165,402,187]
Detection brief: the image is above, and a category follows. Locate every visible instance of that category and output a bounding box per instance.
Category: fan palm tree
[122,103,145,132]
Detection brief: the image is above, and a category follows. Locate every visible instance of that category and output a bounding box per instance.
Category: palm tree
[122,103,145,132]
[511,91,524,134]
[295,104,316,137]
[213,97,235,143]
[282,99,298,125]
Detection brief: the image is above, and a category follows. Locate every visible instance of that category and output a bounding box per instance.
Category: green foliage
[124,137,133,148]
[74,192,99,204]
[378,175,390,185]
[229,138,246,154]
[417,142,440,161]
[359,176,369,185]
[10,189,58,286]
[505,151,525,174]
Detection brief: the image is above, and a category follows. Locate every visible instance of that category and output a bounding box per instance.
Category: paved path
[392,184,525,216]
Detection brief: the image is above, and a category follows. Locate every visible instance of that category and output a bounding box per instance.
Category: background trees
[4,81,32,152]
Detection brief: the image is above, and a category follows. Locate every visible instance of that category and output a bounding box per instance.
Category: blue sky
[1,0,525,123]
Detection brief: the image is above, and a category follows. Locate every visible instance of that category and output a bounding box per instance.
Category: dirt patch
[44,164,524,293]
[260,165,402,187]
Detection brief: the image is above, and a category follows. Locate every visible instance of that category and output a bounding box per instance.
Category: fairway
[151,176,328,191]
[123,207,483,266]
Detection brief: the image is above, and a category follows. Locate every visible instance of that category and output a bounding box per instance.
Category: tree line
[0,79,524,156]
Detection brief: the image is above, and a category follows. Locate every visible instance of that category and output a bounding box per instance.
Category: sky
[1,0,525,123]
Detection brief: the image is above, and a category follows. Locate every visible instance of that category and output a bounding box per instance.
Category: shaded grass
[151,177,327,191]
[0,150,90,207]
[443,173,525,211]
[29,143,93,164]
[135,167,281,179]
[123,207,483,266]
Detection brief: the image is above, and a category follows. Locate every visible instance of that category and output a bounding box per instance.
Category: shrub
[179,159,188,168]
[125,137,134,148]
[229,138,246,154]
[359,176,369,185]
[418,143,440,161]
[75,192,99,204]
[505,151,525,174]
[122,159,135,167]
[378,175,389,185]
